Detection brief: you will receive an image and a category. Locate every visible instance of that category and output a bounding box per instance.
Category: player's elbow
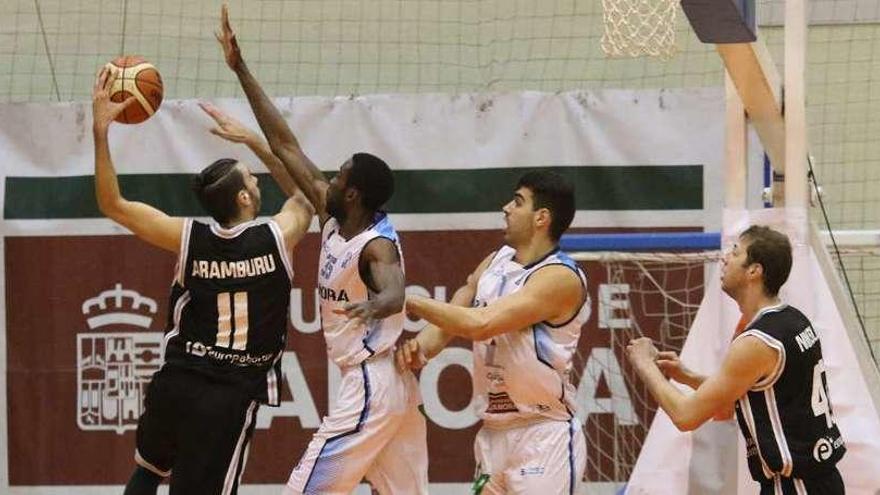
[468,315,495,341]
[372,293,404,319]
[97,196,124,220]
[388,297,405,315]
[672,418,698,432]
[671,412,705,432]
[294,193,315,216]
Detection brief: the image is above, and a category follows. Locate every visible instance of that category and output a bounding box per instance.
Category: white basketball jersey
[472,245,590,427]
[318,212,405,368]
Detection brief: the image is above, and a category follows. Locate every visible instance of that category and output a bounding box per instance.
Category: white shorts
[283,351,428,495]
[473,418,586,495]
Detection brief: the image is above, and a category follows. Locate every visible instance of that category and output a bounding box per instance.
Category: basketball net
[600,0,678,59]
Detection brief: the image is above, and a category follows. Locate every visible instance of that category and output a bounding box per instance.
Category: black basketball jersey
[734,304,846,481]
[163,219,293,405]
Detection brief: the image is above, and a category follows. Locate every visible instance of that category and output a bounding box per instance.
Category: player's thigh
[365,403,428,495]
[505,420,586,495]
[287,361,403,494]
[134,366,180,476]
[472,427,508,495]
[169,377,259,495]
[798,468,845,495]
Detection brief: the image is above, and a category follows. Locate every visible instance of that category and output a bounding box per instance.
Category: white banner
[0,89,725,174]
[0,89,730,493]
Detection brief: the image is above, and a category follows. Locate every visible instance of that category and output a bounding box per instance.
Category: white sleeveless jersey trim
[162,290,190,362]
[175,218,194,286]
[472,245,588,427]
[738,393,776,479]
[318,213,405,368]
[266,349,284,405]
[735,329,787,391]
[743,303,789,328]
[733,303,789,391]
[266,219,295,282]
[208,218,262,238]
[764,386,794,477]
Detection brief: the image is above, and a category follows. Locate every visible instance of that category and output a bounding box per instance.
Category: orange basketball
[106,55,163,124]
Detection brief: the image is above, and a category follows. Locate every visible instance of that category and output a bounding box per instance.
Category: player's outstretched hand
[395,338,427,372]
[216,4,244,70]
[333,301,378,324]
[199,102,256,144]
[92,66,137,133]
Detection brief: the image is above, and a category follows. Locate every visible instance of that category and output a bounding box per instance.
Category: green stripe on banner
[4,166,701,219]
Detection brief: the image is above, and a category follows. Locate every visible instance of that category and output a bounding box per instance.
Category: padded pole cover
[680,0,756,43]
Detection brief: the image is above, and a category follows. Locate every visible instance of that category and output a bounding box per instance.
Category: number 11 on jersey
[217,291,249,350]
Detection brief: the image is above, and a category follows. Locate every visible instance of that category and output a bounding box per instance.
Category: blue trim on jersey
[568,419,575,495]
[302,362,372,494]
[555,250,579,270]
[532,323,555,370]
[372,212,398,242]
[545,265,587,329]
[362,319,381,354]
[496,275,509,298]
[534,324,575,411]
[362,344,376,357]
[521,246,560,270]
[519,259,587,329]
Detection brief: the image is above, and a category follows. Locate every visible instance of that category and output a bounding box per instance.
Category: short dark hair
[191,158,246,224]
[348,152,394,211]
[740,225,793,296]
[516,171,575,241]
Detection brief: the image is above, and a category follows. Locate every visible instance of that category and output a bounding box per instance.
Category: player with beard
[397,171,589,495]
[213,6,428,494]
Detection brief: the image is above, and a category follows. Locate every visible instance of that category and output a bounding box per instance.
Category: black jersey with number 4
[163,219,293,406]
[734,304,846,481]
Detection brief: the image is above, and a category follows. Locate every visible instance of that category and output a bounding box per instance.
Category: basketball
[105,55,163,124]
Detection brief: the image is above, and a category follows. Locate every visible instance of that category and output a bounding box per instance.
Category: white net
[571,251,721,485]
[829,244,880,361]
[600,0,679,58]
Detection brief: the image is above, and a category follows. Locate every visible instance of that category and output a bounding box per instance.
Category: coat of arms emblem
[76,284,163,434]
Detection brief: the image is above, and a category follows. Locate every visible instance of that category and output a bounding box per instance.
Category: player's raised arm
[200,101,300,198]
[198,102,315,246]
[406,262,582,342]
[92,66,184,253]
[215,4,329,224]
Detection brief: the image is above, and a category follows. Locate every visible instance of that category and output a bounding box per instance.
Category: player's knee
[123,466,163,495]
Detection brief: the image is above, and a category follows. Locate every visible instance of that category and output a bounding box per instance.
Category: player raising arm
[94,65,314,495]
[214,6,429,494]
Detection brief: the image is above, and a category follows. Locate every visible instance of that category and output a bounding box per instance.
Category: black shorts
[759,468,844,495]
[135,365,260,495]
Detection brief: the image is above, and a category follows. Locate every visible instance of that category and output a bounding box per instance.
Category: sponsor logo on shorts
[813,437,834,462]
[519,466,545,476]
